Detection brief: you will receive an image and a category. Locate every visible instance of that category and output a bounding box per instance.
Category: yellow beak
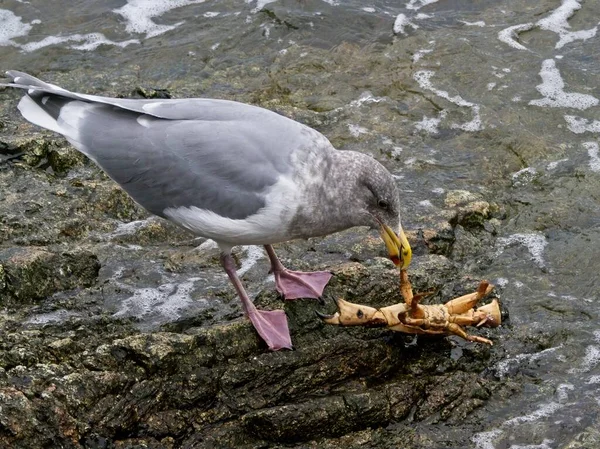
[380,225,412,269]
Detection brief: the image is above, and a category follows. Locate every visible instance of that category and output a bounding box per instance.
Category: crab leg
[447,299,501,327]
[445,323,494,345]
[444,281,493,314]
[400,269,414,308]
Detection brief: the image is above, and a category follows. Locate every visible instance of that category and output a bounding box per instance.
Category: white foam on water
[555,383,574,403]
[120,244,143,251]
[237,245,265,276]
[587,375,600,384]
[113,0,207,38]
[495,346,560,378]
[497,23,534,50]
[260,23,273,38]
[415,13,432,20]
[113,277,202,320]
[568,345,600,373]
[25,309,80,325]
[460,20,485,27]
[247,0,278,13]
[497,232,548,268]
[0,9,33,46]
[555,25,597,49]
[583,142,600,172]
[505,401,563,426]
[348,123,369,137]
[404,157,417,167]
[564,115,600,134]
[393,14,418,35]
[495,277,509,287]
[498,0,597,50]
[412,48,432,63]
[406,0,438,11]
[431,187,444,195]
[413,70,483,131]
[71,33,139,50]
[547,158,569,170]
[472,429,503,449]
[203,11,219,18]
[349,91,385,108]
[511,167,537,186]
[111,266,127,281]
[419,200,434,208]
[474,382,574,448]
[537,0,597,49]
[529,59,599,110]
[362,7,375,13]
[20,33,138,52]
[509,439,554,449]
[415,111,446,134]
[487,82,496,91]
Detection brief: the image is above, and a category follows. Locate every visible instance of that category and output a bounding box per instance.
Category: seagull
[2,71,412,350]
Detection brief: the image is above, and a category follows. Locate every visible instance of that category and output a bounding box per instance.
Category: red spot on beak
[390,255,401,266]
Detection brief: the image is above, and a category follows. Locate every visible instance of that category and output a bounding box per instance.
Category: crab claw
[315,309,340,324]
[317,298,388,327]
[475,299,501,328]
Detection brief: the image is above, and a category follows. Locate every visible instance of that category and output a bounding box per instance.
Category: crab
[318,269,501,345]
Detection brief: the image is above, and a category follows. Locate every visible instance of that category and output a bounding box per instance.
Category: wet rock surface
[0,133,514,448]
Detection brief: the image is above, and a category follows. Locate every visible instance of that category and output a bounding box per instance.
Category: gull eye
[378,199,389,210]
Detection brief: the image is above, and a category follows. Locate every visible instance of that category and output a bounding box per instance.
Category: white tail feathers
[17,95,64,135]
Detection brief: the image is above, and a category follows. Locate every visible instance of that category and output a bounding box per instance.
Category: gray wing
[74,104,307,219]
[5,71,323,219]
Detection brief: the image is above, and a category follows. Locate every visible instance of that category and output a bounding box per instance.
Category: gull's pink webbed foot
[265,245,332,300]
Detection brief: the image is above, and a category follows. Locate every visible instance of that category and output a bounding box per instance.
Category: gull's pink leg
[220,253,292,351]
[264,245,333,300]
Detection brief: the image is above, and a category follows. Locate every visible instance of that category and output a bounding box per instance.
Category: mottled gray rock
[0,247,99,305]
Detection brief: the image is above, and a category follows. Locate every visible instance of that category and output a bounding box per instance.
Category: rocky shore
[0,99,524,447]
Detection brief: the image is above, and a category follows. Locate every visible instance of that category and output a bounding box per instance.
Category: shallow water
[2,0,600,447]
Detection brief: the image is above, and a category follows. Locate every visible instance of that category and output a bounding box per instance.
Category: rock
[0,247,100,305]
[444,190,483,208]
[563,425,600,449]
[0,135,86,174]
[452,200,491,229]
[133,86,172,99]
[0,253,507,448]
